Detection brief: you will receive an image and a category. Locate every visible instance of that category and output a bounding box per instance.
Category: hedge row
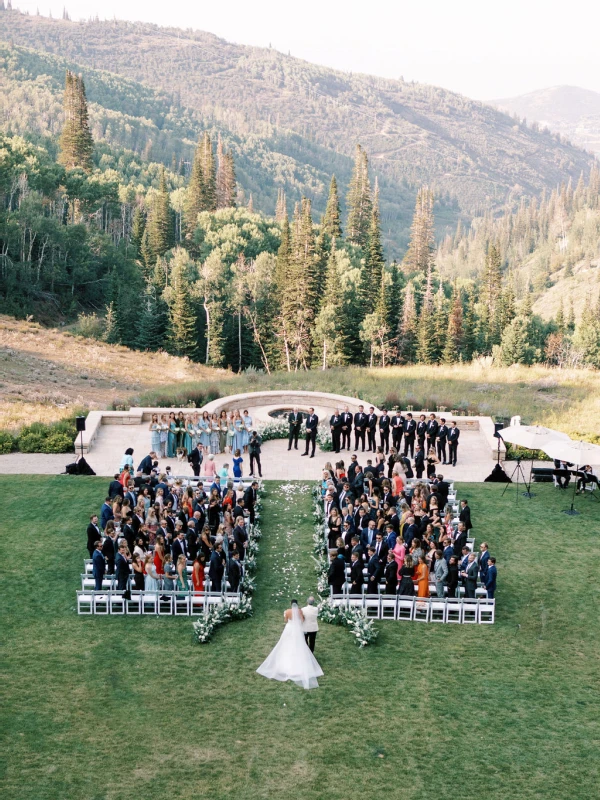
[0,416,81,454]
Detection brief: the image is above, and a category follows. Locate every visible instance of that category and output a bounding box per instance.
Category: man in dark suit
[366,407,378,452]
[302,408,319,458]
[366,547,382,593]
[287,408,303,450]
[189,443,204,477]
[243,481,259,524]
[360,521,378,551]
[99,498,113,531]
[102,530,118,574]
[352,465,365,496]
[485,557,497,599]
[478,542,490,583]
[414,444,425,479]
[426,414,439,453]
[347,455,359,485]
[92,541,105,591]
[137,451,156,476]
[403,413,416,458]
[378,409,390,453]
[384,551,398,595]
[233,517,248,561]
[349,552,364,594]
[87,514,101,558]
[402,517,419,548]
[459,499,472,531]
[340,406,353,451]
[232,499,245,523]
[417,415,427,451]
[328,549,346,595]
[228,551,242,592]
[172,530,188,563]
[463,554,479,598]
[436,418,449,464]
[335,482,354,509]
[329,409,343,454]
[108,474,123,499]
[115,544,131,594]
[391,411,404,451]
[353,405,367,451]
[209,543,225,592]
[373,532,389,567]
[448,421,460,466]
[434,474,450,508]
[453,523,468,557]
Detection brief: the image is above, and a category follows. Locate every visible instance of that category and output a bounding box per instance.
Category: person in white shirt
[301,596,319,653]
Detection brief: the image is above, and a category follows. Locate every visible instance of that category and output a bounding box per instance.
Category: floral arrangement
[318,598,378,648]
[257,420,332,451]
[193,488,263,644]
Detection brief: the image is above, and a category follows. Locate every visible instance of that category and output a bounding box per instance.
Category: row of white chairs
[330,594,495,624]
[76,589,240,615]
[336,581,489,599]
[80,574,233,592]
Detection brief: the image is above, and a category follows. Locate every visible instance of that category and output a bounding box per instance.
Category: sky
[11,0,600,99]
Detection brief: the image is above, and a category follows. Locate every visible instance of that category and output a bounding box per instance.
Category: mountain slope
[0,10,596,223]
[492,85,600,156]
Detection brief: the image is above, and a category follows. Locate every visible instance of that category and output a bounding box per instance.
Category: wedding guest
[176,555,189,593]
[433,550,448,597]
[92,540,105,591]
[144,553,160,591]
[463,553,479,598]
[485,557,497,599]
[209,543,225,591]
[131,552,145,590]
[384,551,398,594]
[192,554,205,594]
[328,548,346,595]
[349,551,364,594]
[149,414,161,455]
[248,431,263,478]
[86,514,100,558]
[414,555,430,598]
[447,556,459,598]
[119,447,134,472]
[228,551,242,593]
[162,554,176,591]
[398,555,415,596]
[115,544,131,593]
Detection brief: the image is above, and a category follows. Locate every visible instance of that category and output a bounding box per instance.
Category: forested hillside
[0,9,596,243]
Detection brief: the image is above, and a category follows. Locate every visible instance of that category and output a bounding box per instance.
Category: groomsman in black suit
[354,405,367,451]
[302,408,319,458]
[287,407,303,451]
[378,408,390,453]
[349,552,364,594]
[340,406,353,451]
[426,413,439,452]
[86,514,101,558]
[414,444,425,479]
[417,415,427,451]
[403,413,416,458]
[367,406,378,452]
[329,408,343,453]
[437,418,449,464]
[448,421,460,466]
[391,410,404,451]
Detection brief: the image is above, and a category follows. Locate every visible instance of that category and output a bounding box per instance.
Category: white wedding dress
[256,605,324,689]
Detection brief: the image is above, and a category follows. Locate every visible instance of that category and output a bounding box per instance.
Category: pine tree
[103,302,119,344]
[567,298,576,332]
[443,286,464,363]
[275,188,287,222]
[313,243,347,368]
[480,243,503,350]
[131,205,146,258]
[416,301,436,364]
[461,288,477,360]
[273,214,294,370]
[432,283,448,362]
[149,168,175,259]
[360,178,385,314]
[200,132,217,212]
[403,187,435,274]
[168,254,198,359]
[136,283,167,351]
[288,198,317,368]
[372,268,394,366]
[59,70,94,172]
[322,175,342,239]
[397,282,417,363]
[185,138,204,235]
[555,298,565,332]
[247,194,254,213]
[572,295,600,368]
[345,144,372,248]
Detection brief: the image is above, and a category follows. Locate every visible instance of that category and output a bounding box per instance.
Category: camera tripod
[501,457,534,503]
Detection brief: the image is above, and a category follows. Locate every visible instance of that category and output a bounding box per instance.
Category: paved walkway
[0,424,510,481]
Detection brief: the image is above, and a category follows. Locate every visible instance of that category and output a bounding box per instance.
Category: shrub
[74,312,105,340]
[15,414,79,454]
[0,430,17,454]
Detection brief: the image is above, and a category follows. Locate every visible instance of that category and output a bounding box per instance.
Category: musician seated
[576,465,599,493]
[553,460,573,489]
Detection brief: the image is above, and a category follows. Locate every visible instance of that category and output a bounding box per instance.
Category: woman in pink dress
[203,454,217,479]
[393,538,406,577]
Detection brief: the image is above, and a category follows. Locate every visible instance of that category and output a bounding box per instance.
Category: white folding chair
[93,593,109,614]
[462,598,478,623]
[364,595,381,618]
[126,591,142,614]
[174,592,191,615]
[478,598,495,624]
[190,593,206,615]
[397,596,415,620]
[381,595,397,619]
[430,598,447,622]
[158,592,174,615]
[414,599,430,622]
[475,587,487,599]
[141,592,158,615]
[347,595,363,610]
[109,592,126,615]
[82,575,95,590]
[205,591,224,609]
[446,598,462,623]
[77,591,94,614]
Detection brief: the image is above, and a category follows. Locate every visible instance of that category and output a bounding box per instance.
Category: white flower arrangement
[318,598,378,648]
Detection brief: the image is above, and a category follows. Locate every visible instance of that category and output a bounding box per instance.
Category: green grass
[1,476,600,800]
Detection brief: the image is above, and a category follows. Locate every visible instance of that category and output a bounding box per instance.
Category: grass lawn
[1,476,600,800]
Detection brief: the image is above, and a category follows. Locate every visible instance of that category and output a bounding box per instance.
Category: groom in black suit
[287,408,303,451]
[302,408,319,458]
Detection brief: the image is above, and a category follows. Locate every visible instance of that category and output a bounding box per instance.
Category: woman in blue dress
[232,449,244,479]
[242,409,253,453]
[190,412,200,450]
[226,413,235,453]
[233,410,245,454]
[149,414,161,453]
[200,411,211,453]
[167,412,177,458]
[210,414,221,455]
[183,414,194,455]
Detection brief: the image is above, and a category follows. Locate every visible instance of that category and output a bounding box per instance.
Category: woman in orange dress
[414,555,430,598]
[192,554,205,594]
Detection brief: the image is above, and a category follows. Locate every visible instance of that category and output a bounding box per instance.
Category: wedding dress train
[256,605,324,689]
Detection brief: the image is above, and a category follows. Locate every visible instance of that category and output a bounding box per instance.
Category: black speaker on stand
[76,416,86,459]
[484,426,511,483]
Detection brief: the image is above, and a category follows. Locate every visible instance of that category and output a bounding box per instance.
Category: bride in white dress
[256,601,324,690]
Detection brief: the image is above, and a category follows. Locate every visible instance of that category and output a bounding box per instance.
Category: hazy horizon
[8,0,600,101]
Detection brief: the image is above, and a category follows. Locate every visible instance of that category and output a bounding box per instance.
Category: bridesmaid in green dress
[167,412,177,458]
[183,414,194,455]
[219,410,228,454]
[176,555,189,598]
[176,411,186,450]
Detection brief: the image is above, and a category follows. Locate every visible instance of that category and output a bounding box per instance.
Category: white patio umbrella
[542,438,600,515]
[497,424,571,499]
